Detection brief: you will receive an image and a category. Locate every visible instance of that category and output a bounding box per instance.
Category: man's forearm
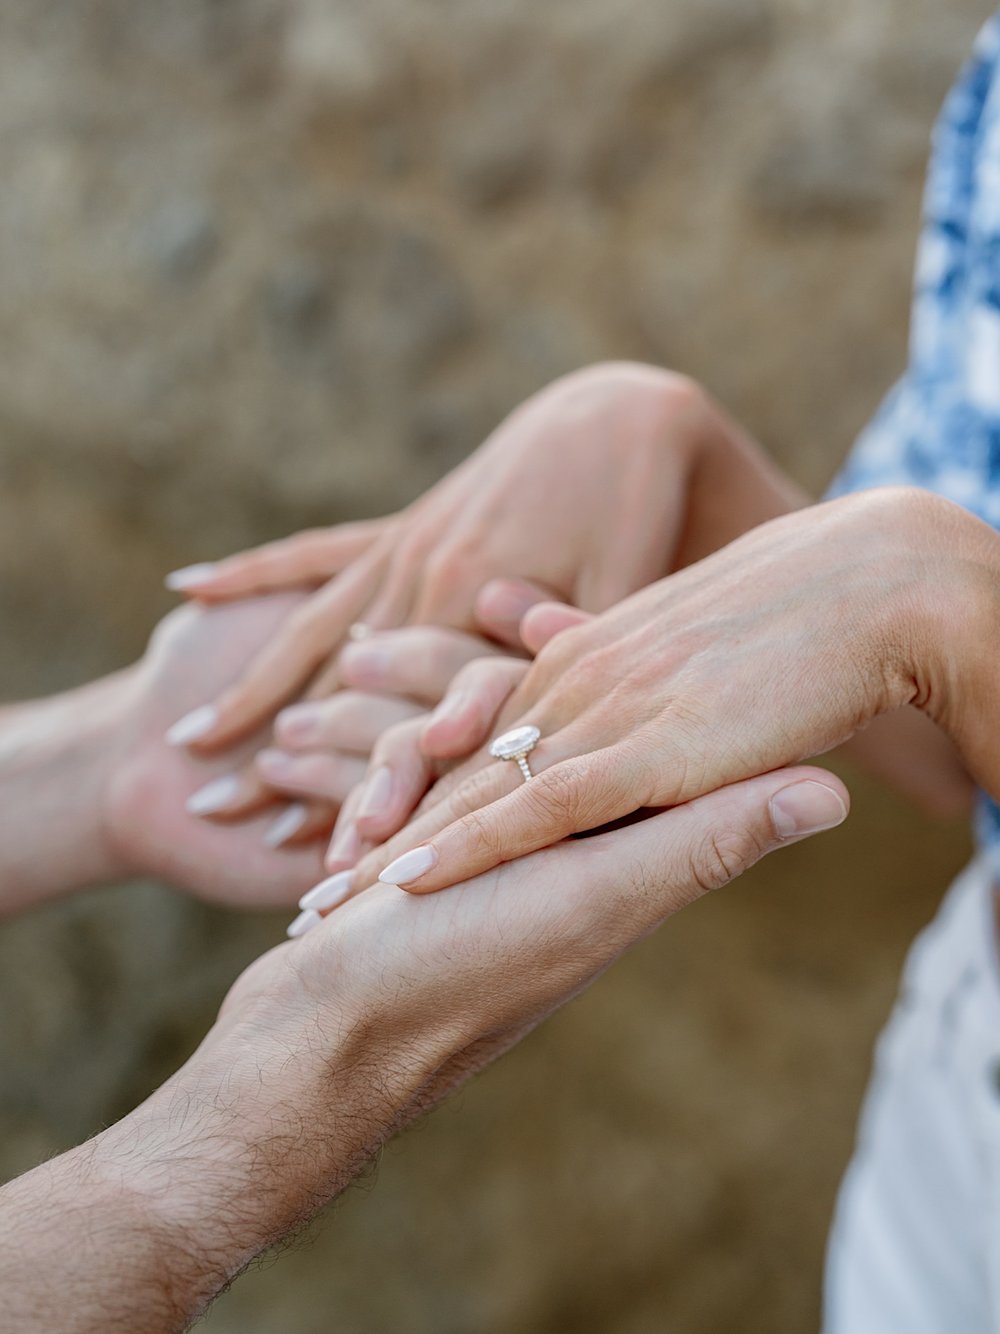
[0,987,459,1333]
[0,670,133,916]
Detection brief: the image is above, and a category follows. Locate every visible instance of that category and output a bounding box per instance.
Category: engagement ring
[489,725,541,783]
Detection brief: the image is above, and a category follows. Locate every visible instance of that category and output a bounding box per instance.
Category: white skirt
[824,857,1000,1332]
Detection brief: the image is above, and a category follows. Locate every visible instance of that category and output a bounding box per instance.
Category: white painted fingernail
[166,704,219,747]
[185,773,243,816]
[339,642,391,681]
[263,803,309,848]
[256,748,294,779]
[286,908,321,939]
[165,562,218,591]
[275,704,323,742]
[378,845,437,885]
[299,870,354,911]
[357,766,393,822]
[325,822,361,870]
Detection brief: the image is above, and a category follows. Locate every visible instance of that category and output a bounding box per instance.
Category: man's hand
[0,762,848,1332]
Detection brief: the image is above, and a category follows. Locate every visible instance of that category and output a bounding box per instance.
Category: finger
[323,781,372,876]
[337,628,508,706]
[166,550,387,751]
[376,742,650,894]
[255,748,368,805]
[352,715,440,845]
[474,578,564,649]
[548,767,851,937]
[165,522,384,600]
[261,799,338,850]
[346,725,576,890]
[520,602,592,655]
[421,657,528,759]
[274,690,424,754]
[292,766,850,945]
[184,760,276,822]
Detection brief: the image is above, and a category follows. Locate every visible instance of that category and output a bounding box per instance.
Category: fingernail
[299,870,354,911]
[165,562,217,591]
[770,781,848,840]
[275,704,323,743]
[357,766,393,822]
[286,908,321,939]
[348,622,372,641]
[263,803,309,848]
[378,845,437,885]
[325,821,361,870]
[256,748,294,779]
[166,704,219,747]
[185,774,242,816]
[339,642,390,682]
[427,691,472,729]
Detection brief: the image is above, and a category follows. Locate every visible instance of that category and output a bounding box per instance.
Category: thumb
[563,766,850,942]
[474,578,564,648]
[520,600,592,654]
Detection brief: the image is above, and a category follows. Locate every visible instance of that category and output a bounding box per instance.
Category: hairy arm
[0,1003,441,1333]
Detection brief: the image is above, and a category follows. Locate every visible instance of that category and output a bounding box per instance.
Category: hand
[164,363,802,753]
[102,594,328,908]
[342,487,988,898]
[305,590,581,900]
[0,761,848,1333]
[252,624,524,871]
[184,622,524,854]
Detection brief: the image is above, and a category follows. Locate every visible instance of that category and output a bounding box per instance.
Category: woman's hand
[336,487,994,898]
[181,623,522,839]
[164,362,803,752]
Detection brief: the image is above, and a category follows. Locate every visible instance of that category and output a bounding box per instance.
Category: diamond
[489,725,541,760]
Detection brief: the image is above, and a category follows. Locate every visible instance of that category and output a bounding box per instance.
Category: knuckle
[529,765,584,830]
[456,804,508,864]
[689,826,764,895]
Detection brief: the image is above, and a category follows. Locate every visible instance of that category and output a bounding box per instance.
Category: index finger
[166,522,386,601]
[166,549,387,751]
[350,733,656,895]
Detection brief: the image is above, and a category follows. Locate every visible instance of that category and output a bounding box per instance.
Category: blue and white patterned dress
[827,13,1000,871]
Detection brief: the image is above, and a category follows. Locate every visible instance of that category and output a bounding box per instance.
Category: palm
[105,594,324,908]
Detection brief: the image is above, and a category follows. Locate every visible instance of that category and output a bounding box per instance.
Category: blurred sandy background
[0,1,992,1330]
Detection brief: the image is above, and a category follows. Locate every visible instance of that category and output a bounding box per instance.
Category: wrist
[672,382,809,567]
[0,669,137,915]
[888,488,1000,792]
[87,943,462,1315]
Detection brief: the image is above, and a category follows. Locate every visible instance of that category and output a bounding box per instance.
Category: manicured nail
[263,803,309,848]
[185,773,243,816]
[427,691,472,729]
[357,766,393,822]
[256,748,295,780]
[325,821,361,870]
[165,562,218,591]
[299,870,354,912]
[166,704,219,747]
[339,642,391,682]
[378,844,437,885]
[770,782,848,840]
[275,704,324,743]
[286,908,321,939]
